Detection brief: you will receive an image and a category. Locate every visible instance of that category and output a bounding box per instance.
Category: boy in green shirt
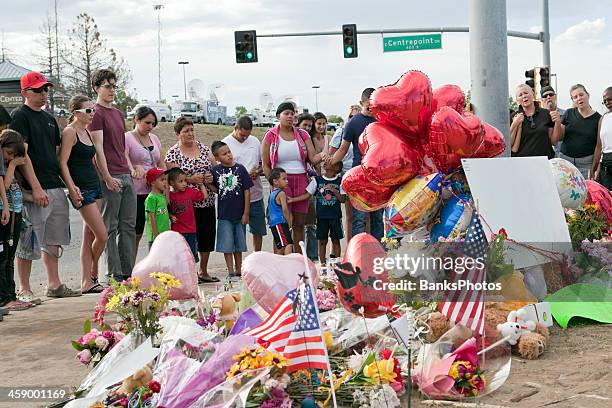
[145,168,170,248]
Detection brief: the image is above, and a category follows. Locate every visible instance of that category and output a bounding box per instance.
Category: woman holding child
[165,117,219,283]
[261,102,327,253]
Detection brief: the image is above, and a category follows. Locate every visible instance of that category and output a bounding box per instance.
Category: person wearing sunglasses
[552,84,601,179]
[510,84,558,159]
[591,87,612,189]
[58,95,108,294]
[540,86,566,158]
[8,71,80,301]
[88,69,136,282]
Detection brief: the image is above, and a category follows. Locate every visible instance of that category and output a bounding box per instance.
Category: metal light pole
[312,85,320,112]
[178,61,189,100]
[542,0,551,71]
[469,0,510,155]
[154,4,164,102]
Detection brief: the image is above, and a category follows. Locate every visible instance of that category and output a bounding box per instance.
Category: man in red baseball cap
[8,71,79,302]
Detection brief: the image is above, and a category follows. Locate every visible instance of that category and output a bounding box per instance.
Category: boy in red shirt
[167,167,208,262]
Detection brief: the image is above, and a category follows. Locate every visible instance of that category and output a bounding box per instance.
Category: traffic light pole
[470,0,510,156]
[542,0,551,71]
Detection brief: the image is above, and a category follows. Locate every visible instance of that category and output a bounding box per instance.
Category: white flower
[263,378,279,391]
[348,352,366,372]
[95,336,110,351]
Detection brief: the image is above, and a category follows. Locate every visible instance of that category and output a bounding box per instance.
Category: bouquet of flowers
[102,273,181,337]
[571,239,612,286]
[316,289,337,311]
[448,360,486,397]
[72,320,125,367]
[89,380,162,408]
[566,204,608,247]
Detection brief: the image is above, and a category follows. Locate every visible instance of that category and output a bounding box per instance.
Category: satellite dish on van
[260,92,274,112]
[208,83,226,102]
[187,79,205,100]
[281,95,299,107]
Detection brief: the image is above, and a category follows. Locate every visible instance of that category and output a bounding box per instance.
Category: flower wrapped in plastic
[412,324,511,400]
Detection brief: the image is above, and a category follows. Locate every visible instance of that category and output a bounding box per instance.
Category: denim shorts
[216,219,247,253]
[247,199,267,236]
[68,185,103,210]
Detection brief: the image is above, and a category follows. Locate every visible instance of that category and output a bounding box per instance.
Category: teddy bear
[117,364,153,396]
[211,292,241,331]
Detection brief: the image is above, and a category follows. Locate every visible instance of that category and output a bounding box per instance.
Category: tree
[326,114,344,124]
[62,13,132,99]
[35,15,67,111]
[508,95,518,112]
[235,105,247,117]
[114,89,138,116]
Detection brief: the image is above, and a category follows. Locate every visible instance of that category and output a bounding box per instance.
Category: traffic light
[234,30,258,63]
[524,67,536,93]
[342,24,358,58]
[539,66,550,88]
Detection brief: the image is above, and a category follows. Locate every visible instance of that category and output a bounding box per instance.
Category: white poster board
[462,157,571,269]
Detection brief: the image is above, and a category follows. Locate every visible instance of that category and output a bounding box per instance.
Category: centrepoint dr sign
[383,34,442,52]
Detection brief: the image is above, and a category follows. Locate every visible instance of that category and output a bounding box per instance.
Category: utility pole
[542,0,551,71]
[54,0,60,83]
[312,85,320,112]
[178,61,189,100]
[154,4,164,102]
[469,0,510,156]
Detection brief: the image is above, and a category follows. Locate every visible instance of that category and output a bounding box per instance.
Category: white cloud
[554,18,605,44]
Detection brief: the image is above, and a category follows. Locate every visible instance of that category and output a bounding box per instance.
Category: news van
[128,102,172,122]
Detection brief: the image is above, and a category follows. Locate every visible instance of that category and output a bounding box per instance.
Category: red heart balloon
[432,84,466,114]
[335,233,397,318]
[359,122,423,186]
[370,70,433,142]
[427,107,485,173]
[341,166,398,212]
[474,122,506,158]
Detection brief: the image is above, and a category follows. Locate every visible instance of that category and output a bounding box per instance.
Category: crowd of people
[0,68,610,321]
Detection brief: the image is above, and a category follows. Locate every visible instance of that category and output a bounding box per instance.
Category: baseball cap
[540,85,555,97]
[21,71,54,91]
[146,168,169,184]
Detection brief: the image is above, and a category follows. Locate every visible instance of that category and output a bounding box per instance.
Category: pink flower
[316,289,336,311]
[390,381,405,395]
[95,336,110,351]
[102,330,114,340]
[117,397,129,407]
[147,380,161,393]
[99,287,113,307]
[76,349,92,365]
[110,332,125,349]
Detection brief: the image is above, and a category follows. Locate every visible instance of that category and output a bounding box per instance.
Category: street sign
[383,34,442,52]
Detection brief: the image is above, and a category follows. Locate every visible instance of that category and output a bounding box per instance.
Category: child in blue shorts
[267,167,294,255]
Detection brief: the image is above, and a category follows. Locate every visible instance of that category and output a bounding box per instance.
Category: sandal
[3,300,32,311]
[17,290,42,305]
[82,283,104,294]
[198,275,220,284]
[45,284,82,298]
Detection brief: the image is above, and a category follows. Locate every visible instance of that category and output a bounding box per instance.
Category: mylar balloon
[359,122,423,186]
[427,108,485,173]
[385,173,444,234]
[585,180,612,224]
[334,233,397,318]
[430,195,473,243]
[242,252,319,313]
[132,231,198,300]
[474,122,506,158]
[370,70,433,141]
[341,166,398,212]
[432,85,466,114]
[549,158,587,209]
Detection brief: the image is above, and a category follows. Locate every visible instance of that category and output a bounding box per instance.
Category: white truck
[174,100,228,125]
[128,102,172,122]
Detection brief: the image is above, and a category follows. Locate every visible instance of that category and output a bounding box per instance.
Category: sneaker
[17,290,42,305]
[45,284,82,298]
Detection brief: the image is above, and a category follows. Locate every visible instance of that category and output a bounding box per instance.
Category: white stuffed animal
[496,321,522,345]
[507,309,536,336]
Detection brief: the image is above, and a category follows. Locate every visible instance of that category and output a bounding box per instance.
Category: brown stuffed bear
[117,365,153,396]
[212,292,241,331]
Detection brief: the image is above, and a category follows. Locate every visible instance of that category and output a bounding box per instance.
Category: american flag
[244,284,329,372]
[438,210,487,335]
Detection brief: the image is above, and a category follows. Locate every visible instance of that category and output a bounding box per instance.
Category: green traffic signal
[345,46,353,55]
[246,52,253,60]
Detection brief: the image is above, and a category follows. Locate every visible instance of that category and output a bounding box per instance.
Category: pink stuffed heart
[242,252,319,313]
[359,122,423,186]
[131,231,199,300]
[427,107,485,173]
[432,84,466,114]
[370,70,433,142]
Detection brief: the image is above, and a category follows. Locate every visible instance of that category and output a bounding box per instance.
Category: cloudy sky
[2,0,611,116]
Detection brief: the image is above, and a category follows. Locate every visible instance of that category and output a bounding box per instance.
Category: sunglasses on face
[542,93,555,98]
[27,86,50,94]
[75,108,96,114]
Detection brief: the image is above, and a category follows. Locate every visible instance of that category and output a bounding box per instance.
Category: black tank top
[67,129,99,190]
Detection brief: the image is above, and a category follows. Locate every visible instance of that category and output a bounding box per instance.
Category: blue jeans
[305,225,318,261]
[351,208,384,241]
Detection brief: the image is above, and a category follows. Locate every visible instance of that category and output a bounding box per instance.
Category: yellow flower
[149,272,181,288]
[106,295,120,311]
[130,277,141,287]
[363,359,397,384]
[323,331,333,350]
